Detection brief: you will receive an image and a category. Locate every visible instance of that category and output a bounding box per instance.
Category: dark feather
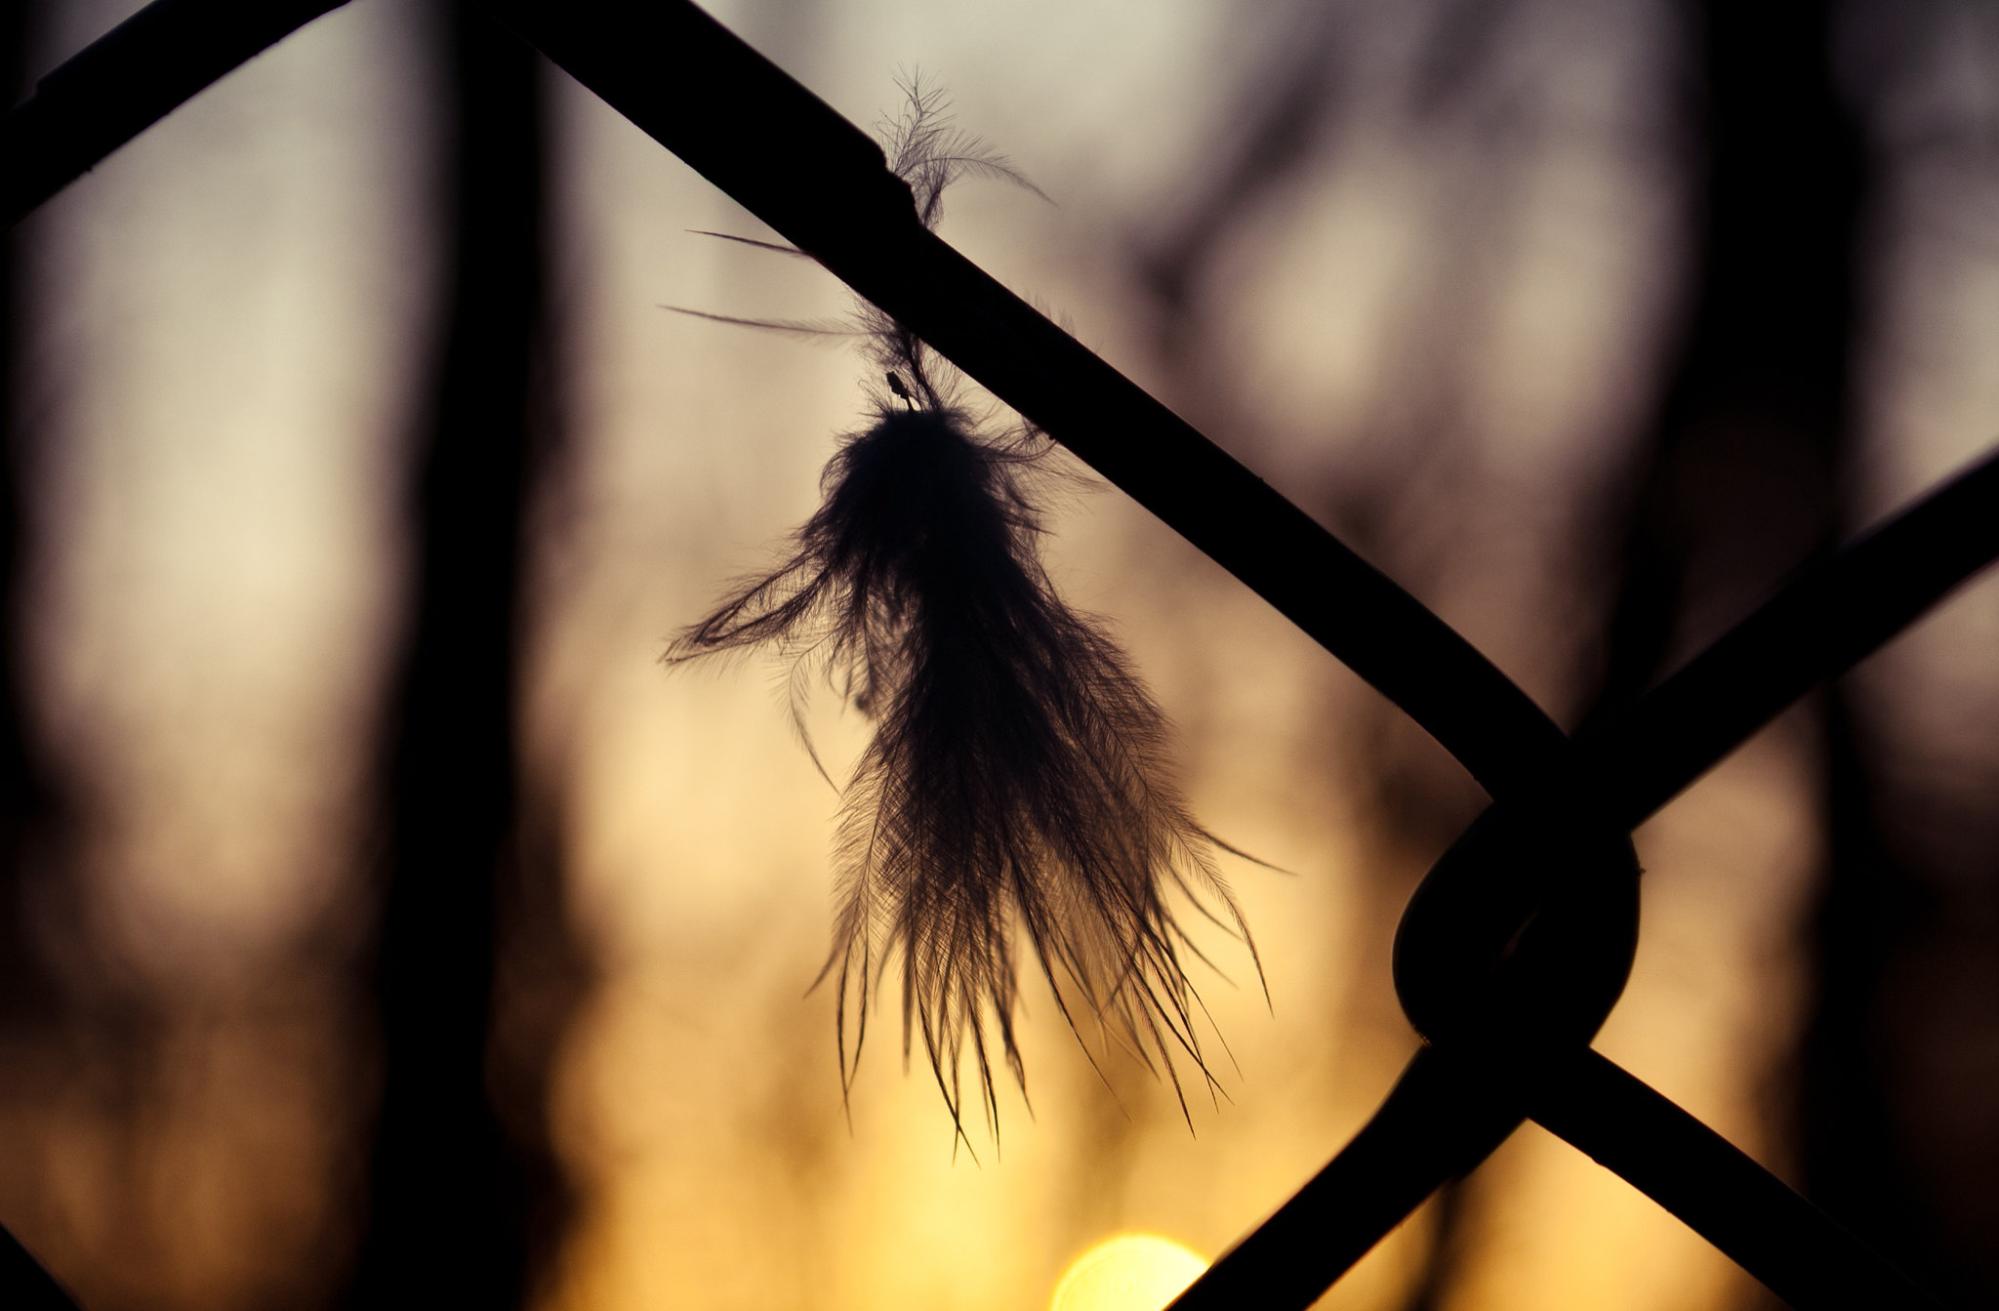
[669,410,1260,1141]
[666,80,1257,1142]
[657,304,872,342]
[685,229,814,258]
[879,74,1054,226]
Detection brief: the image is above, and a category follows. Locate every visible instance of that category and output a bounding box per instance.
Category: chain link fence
[7,2,1994,1307]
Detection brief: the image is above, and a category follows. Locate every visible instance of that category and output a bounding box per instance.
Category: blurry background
[3,0,1997,1307]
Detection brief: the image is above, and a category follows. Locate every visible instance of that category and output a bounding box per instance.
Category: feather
[666,79,1260,1144]
[656,304,872,342]
[684,229,814,258]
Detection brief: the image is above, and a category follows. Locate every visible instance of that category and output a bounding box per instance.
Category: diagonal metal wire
[3,7,1565,800]
[0,0,349,227]
[1185,451,1998,1309]
[1527,1048,1941,1309]
[480,0,1577,799]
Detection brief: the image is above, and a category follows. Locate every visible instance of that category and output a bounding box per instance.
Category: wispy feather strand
[667,81,1260,1143]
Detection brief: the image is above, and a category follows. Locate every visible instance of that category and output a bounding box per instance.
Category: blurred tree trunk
[338,5,582,1307]
[0,0,56,1024]
[1580,0,1862,714]
[1568,0,1989,1303]
[1589,0,1867,1266]
[1131,8,1526,1304]
[1797,696,1942,1299]
[0,0,80,1217]
[1,11,111,1308]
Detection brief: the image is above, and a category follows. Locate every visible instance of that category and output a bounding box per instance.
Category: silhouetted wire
[1526,1050,1941,1309]
[0,1224,85,1311]
[1180,452,1997,1309]
[1596,446,1999,828]
[492,0,1572,793]
[0,0,350,228]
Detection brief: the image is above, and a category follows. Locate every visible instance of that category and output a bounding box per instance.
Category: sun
[1049,1233,1210,1311]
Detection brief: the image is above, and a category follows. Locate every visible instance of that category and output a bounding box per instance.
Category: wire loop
[1393,803,1640,1051]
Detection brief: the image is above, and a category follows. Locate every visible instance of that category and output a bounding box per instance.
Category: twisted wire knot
[1392,798,1641,1055]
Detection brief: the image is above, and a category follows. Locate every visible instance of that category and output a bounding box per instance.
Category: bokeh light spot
[1049,1233,1209,1311]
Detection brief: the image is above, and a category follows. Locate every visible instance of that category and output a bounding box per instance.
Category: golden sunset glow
[1049,1234,1209,1311]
